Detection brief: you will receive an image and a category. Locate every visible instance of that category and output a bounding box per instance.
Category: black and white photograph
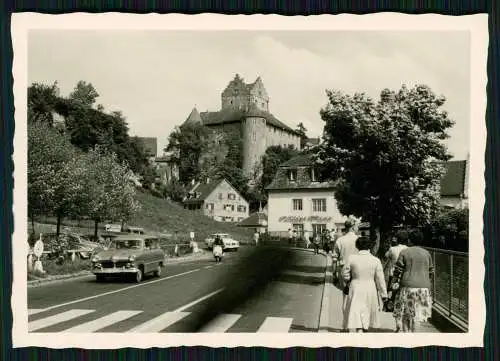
[12,13,487,348]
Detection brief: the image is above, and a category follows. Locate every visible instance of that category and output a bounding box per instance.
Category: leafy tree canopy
[315,84,454,236]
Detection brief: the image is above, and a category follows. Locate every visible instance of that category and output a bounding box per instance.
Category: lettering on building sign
[278,216,333,223]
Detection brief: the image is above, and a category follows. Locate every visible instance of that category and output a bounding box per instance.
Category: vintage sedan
[204,233,240,251]
[91,235,167,283]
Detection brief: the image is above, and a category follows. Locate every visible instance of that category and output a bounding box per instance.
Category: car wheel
[135,268,143,283]
[154,264,162,277]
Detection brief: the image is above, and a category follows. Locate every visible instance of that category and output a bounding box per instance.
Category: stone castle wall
[242,116,267,176]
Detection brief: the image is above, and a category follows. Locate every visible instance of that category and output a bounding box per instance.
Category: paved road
[28,247,327,333]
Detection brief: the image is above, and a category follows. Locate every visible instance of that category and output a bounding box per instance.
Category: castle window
[228,193,236,200]
[218,193,223,200]
[237,205,246,213]
[224,204,235,212]
[288,169,297,182]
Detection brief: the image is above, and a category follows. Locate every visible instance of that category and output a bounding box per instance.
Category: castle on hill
[182,74,302,177]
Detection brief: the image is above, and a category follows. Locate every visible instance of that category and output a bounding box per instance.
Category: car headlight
[128,255,136,262]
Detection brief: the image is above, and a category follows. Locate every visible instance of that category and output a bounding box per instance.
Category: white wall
[267,190,347,233]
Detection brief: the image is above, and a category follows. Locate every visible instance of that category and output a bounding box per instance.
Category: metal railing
[425,247,468,331]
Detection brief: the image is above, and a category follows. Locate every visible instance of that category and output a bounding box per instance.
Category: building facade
[182,74,302,177]
[266,154,347,239]
[183,178,249,222]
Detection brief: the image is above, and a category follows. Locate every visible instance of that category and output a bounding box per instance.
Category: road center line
[33,268,202,314]
[174,288,224,312]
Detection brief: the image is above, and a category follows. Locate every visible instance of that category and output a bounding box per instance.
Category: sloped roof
[237,212,268,227]
[440,160,467,196]
[280,153,315,168]
[136,137,157,157]
[199,104,300,135]
[183,179,223,205]
[266,154,337,191]
[184,107,203,125]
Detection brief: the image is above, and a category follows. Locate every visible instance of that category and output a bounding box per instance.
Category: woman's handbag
[343,281,351,295]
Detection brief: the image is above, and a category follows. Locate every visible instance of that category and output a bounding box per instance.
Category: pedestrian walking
[305,235,311,249]
[288,228,293,245]
[253,229,260,246]
[313,233,321,254]
[332,220,359,288]
[384,230,409,287]
[342,236,388,332]
[391,229,434,332]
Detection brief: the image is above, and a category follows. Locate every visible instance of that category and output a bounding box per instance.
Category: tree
[296,122,308,149]
[166,123,211,184]
[28,82,61,125]
[82,147,141,240]
[69,80,99,108]
[258,145,300,198]
[314,84,454,254]
[28,122,87,239]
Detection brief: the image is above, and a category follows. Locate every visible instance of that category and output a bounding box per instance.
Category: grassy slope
[30,189,254,243]
[129,189,254,242]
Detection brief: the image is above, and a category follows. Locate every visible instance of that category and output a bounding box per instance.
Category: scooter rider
[213,235,224,263]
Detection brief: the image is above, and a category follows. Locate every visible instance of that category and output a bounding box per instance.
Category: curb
[318,255,334,332]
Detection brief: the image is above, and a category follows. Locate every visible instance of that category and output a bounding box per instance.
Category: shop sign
[278,216,333,223]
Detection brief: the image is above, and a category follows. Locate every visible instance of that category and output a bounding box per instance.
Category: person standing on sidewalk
[391,229,434,333]
[313,233,321,254]
[253,229,260,246]
[342,236,388,332]
[332,220,359,289]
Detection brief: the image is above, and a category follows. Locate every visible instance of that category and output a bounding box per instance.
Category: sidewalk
[319,255,440,333]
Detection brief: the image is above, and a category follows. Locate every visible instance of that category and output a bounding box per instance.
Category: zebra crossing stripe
[199,313,241,332]
[257,317,293,333]
[28,309,45,316]
[128,311,190,333]
[63,310,142,333]
[29,309,95,332]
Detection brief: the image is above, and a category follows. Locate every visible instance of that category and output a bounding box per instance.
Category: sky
[28,30,470,160]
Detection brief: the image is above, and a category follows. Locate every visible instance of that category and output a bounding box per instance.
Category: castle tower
[183,106,203,126]
[242,106,267,179]
[221,74,270,112]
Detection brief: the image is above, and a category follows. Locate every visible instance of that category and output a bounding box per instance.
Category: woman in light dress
[342,236,388,332]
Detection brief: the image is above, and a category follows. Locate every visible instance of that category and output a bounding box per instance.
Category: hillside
[129,189,254,242]
[30,189,254,243]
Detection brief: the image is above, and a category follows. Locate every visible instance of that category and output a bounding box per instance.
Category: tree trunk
[30,214,36,242]
[56,213,62,241]
[94,219,99,242]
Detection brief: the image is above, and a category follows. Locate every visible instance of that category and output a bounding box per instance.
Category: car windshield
[212,234,228,238]
[110,239,142,249]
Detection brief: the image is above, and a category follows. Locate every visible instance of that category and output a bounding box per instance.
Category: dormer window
[288,169,297,182]
[310,168,318,182]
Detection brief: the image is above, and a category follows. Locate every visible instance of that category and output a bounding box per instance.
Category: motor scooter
[213,244,223,263]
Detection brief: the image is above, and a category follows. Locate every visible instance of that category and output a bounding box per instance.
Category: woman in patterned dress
[391,229,434,332]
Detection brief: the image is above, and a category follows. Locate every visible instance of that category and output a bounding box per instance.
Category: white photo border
[11,12,488,348]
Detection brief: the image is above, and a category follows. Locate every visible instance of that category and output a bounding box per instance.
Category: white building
[266,153,347,239]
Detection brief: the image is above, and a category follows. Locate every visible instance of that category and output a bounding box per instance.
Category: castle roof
[184,106,203,125]
[222,74,257,97]
[199,104,300,135]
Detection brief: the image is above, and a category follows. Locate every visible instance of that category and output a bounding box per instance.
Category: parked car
[204,233,240,251]
[39,232,99,259]
[91,234,167,283]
